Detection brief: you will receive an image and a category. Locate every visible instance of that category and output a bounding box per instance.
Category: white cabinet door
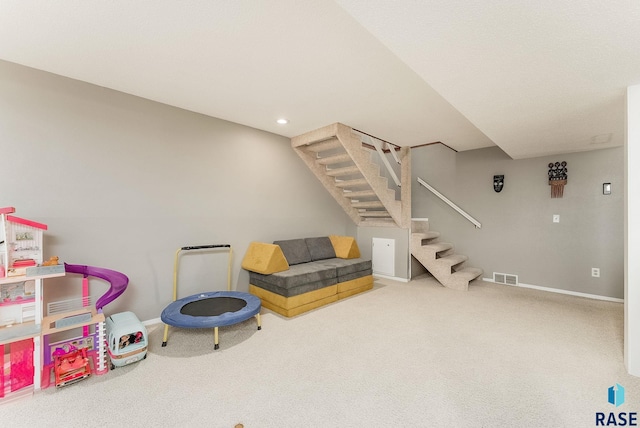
[372,238,395,277]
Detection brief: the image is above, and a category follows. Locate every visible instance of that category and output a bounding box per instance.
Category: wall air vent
[493,272,518,286]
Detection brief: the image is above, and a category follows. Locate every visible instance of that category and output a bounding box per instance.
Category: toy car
[54,347,91,387]
[105,311,148,369]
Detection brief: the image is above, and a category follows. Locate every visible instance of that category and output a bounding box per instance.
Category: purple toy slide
[64,263,129,311]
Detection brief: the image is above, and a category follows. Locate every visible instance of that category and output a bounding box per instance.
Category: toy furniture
[0,207,64,402]
[242,235,373,317]
[161,245,261,350]
[40,263,129,388]
[53,347,91,388]
[0,207,130,402]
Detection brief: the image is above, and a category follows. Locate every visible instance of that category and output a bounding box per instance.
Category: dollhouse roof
[1,207,47,230]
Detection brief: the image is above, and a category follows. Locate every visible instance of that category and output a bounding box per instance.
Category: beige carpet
[0,276,638,427]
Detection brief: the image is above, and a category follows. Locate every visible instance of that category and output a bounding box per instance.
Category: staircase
[292,123,481,290]
[291,123,410,228]
[410,220,483,291]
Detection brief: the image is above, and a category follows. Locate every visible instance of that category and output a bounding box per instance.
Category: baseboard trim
[143,317,162,326]
[143,278,622,326]
[482,278,623,303]
[374,274,410,283]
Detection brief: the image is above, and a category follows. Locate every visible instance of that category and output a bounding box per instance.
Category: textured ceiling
[336,0,640,158]
[1,1,638,159]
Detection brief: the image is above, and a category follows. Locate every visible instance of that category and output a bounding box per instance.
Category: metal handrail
[417,177,481,228]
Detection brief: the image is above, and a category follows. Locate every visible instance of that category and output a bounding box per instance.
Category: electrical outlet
[553,214,560,223]
[592,268,600,278]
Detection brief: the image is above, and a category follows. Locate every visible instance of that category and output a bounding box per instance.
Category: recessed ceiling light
[276,118,289,125]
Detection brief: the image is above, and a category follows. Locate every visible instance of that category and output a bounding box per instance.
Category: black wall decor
[493,175,504,193]
[548,161,568,198]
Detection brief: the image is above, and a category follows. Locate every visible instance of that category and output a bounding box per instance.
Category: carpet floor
[0,275,638,427]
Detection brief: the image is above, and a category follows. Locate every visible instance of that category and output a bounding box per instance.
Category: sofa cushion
[338,270,373,283]
[249,260,337,289]
[305,237,336,261]
[241,242,289,274]
[273,239,312,265]
[317,258,372,277]
[328,235,361,259]
[250,277,338,298]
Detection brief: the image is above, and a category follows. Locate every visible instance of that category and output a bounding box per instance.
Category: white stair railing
[353,130,401,188]
[417,177,481,229]
[387,142,401,165]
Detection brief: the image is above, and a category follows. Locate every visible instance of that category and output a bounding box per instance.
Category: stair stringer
[291,123,408,228]
[335,124,404,227]
[410,221,483,291]
[292,141,363,225]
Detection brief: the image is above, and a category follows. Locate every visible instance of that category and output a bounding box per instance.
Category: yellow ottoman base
[249,275,373,318]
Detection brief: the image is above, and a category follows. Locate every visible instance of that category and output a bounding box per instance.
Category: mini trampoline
[161,245,261,350]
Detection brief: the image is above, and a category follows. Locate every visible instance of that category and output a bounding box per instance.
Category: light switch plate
[553,214,560,223]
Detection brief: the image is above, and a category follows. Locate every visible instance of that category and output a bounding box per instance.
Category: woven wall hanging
[548,161,567,198]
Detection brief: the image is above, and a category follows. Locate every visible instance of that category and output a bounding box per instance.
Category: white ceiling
[1,1,639,159]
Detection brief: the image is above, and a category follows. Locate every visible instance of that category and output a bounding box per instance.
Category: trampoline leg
[214,327,219,350]
[162,324,169,347]
[256,313,262,330]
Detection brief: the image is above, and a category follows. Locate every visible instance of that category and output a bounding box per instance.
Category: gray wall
[412,144,624,299]
[0,60,353,321]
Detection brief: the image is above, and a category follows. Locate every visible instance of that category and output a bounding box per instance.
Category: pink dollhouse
[0,206,51,401]
[0,207,127,402]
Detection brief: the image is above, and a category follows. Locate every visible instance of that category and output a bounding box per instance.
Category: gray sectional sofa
[241,236,373,317]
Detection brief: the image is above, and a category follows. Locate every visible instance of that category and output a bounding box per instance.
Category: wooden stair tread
[352,201,384,208]
[317,153,352,165]
[437,254,468,266]
[359,211,391,217]
[422,242,453,253]
[343,190,377,198]
[452,267,484,281]
[336,178,369,188]
[304,137,342,152]
[360,218,397,227]
[411,231,440,241]
[326,165,361,177]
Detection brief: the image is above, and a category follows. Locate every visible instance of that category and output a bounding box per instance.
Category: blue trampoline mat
[161,291,261,328]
